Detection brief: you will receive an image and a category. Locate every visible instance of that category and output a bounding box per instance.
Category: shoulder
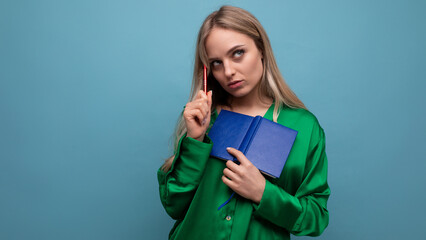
[278,106,320,128]
[277,106,325,143]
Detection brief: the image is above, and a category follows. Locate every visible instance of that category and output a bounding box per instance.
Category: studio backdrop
[1,0,425,239]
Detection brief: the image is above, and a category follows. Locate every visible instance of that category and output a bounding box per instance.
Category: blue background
[1,0,425,239]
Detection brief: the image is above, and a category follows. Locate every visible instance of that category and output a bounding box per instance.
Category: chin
[228,89,251,99]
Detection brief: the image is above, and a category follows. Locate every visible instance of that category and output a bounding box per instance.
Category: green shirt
[158,104,330,239]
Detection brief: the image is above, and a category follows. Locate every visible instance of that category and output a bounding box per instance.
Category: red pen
[203,65,207,94]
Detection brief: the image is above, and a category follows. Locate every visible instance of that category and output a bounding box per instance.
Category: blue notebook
[208,110,298,178]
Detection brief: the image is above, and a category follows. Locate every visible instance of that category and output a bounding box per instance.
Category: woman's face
[205,28,263,100]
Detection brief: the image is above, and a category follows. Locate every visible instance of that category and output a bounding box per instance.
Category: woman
[158,5,329,239]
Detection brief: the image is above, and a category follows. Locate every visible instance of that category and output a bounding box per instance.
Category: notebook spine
[236,116,262,162]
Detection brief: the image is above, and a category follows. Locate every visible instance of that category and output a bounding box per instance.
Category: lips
[228,80,243,89]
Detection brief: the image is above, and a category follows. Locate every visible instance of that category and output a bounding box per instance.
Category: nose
[223,60,236,78]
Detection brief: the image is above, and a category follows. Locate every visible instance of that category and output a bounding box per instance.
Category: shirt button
[226,215,232,221]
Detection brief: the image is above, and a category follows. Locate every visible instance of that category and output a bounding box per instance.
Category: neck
[226,89,273,116]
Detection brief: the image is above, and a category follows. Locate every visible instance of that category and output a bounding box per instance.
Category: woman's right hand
[183,90,213,142]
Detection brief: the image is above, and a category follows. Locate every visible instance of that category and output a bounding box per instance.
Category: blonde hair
[161,5,306,171]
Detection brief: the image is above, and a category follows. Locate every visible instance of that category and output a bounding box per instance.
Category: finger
[222,175,237,189]
[187,100,209,117]
[185,109,204,124]
[226,147,250,165]
[225,160,242,174]
[194,96,210,111]
[223,167,240,182]
[207,90,213,108]
[191,100,208,117]
[196,90,208,101]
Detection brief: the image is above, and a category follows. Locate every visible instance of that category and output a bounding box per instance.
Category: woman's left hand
[222,147,266,204]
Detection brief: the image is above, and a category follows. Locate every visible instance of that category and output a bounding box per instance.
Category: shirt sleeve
[157,134,213,220]
[252,125,330,236]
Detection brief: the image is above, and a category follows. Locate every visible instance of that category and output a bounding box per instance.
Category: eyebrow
[208,44,245,61]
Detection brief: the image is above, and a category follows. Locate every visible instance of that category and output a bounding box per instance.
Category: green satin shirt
[158,104,330,239]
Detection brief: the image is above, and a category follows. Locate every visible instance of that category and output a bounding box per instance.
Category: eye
[233,49,245,58]
[211,60,222,68]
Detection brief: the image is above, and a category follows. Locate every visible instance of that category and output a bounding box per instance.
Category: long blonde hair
[161,5,306,172]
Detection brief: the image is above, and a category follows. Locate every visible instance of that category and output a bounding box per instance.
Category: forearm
[253,180,330,236]
[158,135,213,219]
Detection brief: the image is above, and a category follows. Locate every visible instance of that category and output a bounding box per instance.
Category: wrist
[187,133,205,142]
[195,135,205,142]
[253,179,266,204]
